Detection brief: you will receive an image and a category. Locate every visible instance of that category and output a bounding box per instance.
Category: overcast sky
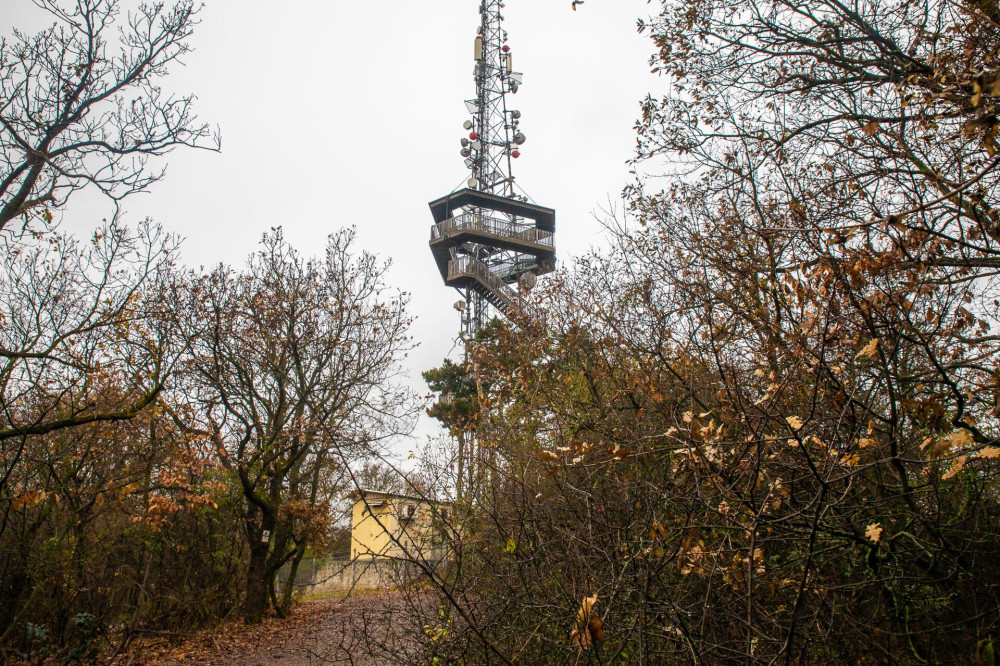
[2,0,660,450]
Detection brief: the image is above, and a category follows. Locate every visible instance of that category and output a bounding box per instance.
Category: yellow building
[350,489,451,561]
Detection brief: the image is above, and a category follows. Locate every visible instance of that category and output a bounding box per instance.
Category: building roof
[349,489,451,505]
[428,188,556,232]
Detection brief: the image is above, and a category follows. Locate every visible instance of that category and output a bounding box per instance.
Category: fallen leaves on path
[120,592,415,666]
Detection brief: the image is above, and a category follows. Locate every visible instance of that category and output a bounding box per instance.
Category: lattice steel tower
[428,0,556,338]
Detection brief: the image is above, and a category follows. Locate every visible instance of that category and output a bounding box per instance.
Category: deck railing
[448,256,517,310]
[431,213,554,248]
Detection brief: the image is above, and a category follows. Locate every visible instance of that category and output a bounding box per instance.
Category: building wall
[350,493,448,561]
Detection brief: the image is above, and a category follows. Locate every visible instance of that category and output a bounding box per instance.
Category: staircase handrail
[448,256,517,310]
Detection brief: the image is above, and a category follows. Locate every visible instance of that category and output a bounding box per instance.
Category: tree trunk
[243,504,276,624]
[243,540,271,623]
[279,545,306,617]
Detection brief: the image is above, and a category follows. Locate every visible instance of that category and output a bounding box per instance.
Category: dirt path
[130,593,419,666]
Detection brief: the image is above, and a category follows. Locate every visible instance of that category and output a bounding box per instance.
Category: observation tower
[428,0,556,338]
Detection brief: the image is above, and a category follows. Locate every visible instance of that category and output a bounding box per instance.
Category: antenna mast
[428,0,556,339]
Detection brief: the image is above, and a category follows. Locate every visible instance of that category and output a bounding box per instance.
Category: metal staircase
[447,256,517,314]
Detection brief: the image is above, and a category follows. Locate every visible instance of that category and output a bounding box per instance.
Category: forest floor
[121,592,420,666]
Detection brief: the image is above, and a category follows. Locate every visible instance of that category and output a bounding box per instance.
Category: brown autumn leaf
[786,416,804,430]
[942,455,969,480]
[863,121,878,135]
[866,523,883,543]
[980,446,1000,459]
[856,338,879,360]
[841,453,861,466]
[931,429,973,457]
[571,594,600,650]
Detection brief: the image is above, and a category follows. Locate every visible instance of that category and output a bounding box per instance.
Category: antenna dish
[514,133,526,145]
[454,300,468,312]
[511,110,521,119]
[463,120,473,130]
[471,139,482,150]
[467,177,479,188]
[518,271,537,290]
[460,147,471,157]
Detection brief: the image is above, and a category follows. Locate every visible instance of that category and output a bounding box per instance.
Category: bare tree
[0,0,219,233]
[181,227,416,623]
[0,220,181,505]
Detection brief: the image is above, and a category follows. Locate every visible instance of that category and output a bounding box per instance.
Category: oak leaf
[856,338,879,360]
[931,429,973,457]
[866,523,883,543]
[942,455,968,480]
[786,416,804,430]
[570,594,600,650]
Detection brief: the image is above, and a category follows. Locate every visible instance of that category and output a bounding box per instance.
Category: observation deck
[427,189,556,315]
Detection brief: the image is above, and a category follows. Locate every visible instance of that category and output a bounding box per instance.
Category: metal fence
[275,555,351,588]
